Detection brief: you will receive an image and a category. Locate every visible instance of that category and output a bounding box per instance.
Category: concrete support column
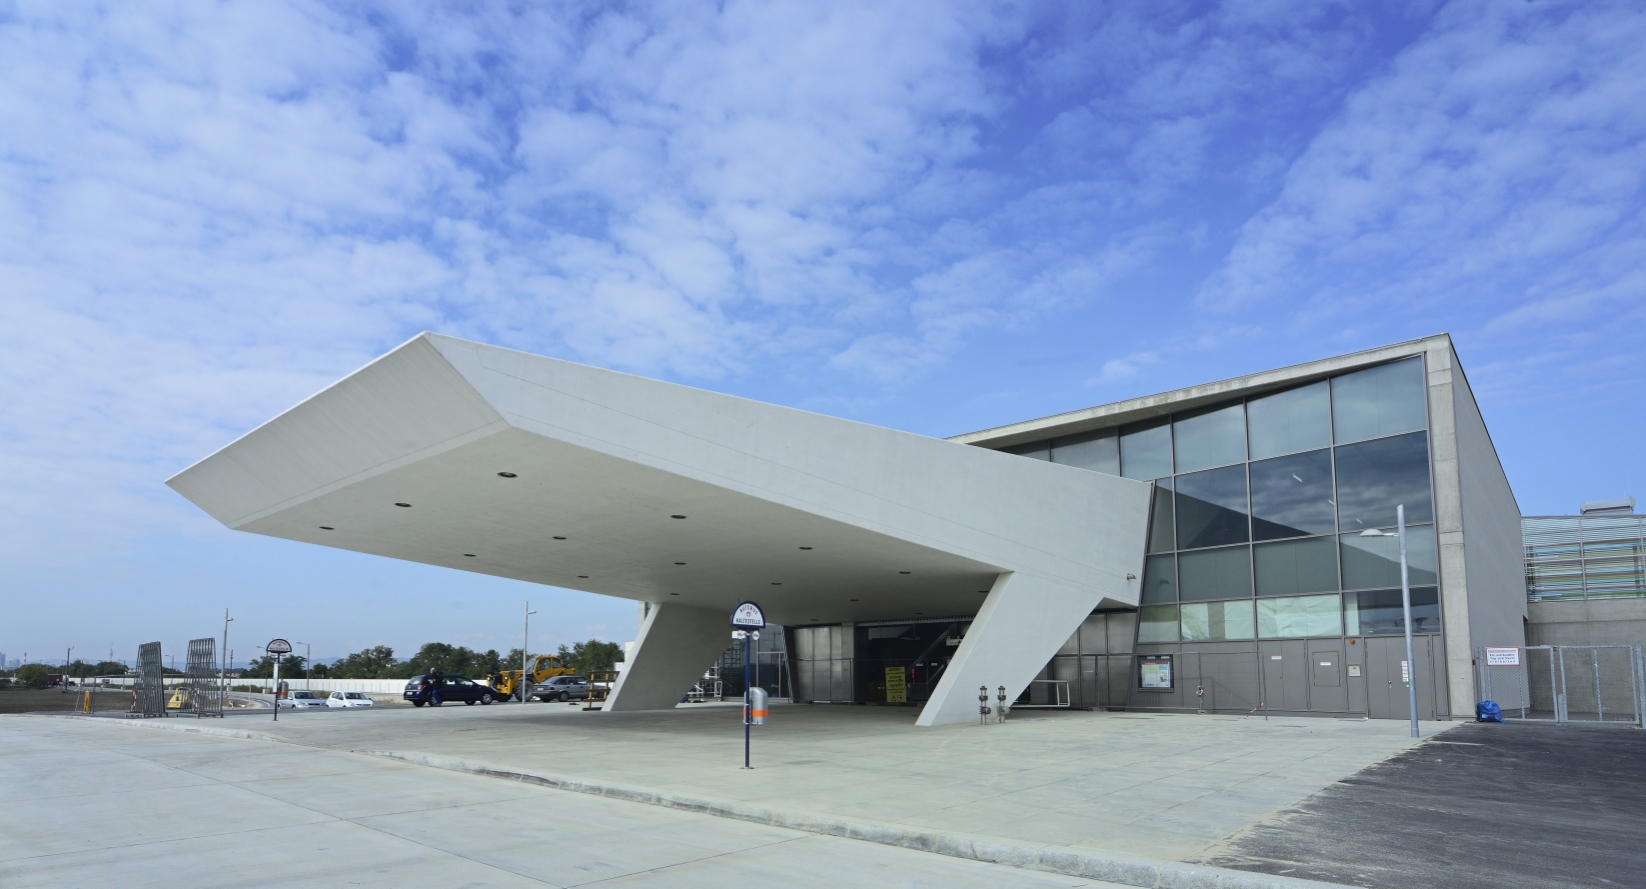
[604,602,729,712]
[916,571,1100,726]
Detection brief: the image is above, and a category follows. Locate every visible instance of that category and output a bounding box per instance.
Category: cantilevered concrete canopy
[168,334,1151,725]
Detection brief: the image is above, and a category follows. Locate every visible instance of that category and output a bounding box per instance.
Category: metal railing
[1013,679,1071,709]
[1478,645,1644,727]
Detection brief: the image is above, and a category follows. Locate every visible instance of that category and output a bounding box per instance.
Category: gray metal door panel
[1346,638,1369,714]
[1366,635,1437,721]
[1199,652,1259,713]
[1307,640,1348,713]
[1260,641,1309,712]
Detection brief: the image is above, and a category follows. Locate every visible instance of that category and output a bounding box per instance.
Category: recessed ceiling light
[674,562,686,566]
[670,514,687,519]
[577,575,589,579]
[497,471,517,478]
[898,571,911,575]
[319,526,334,531]
[771,582,781,586]
[671,592,680,596]
[916,611,924,615]
[978,590,988,594]
[798,546,813,550]
[850,598,859,602]
[463,553,476,557]
[552,536,566,540]
[394,502,412,508]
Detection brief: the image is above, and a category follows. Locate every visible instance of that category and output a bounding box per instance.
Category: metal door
[1366,635,1437,721]
[1260,640,1309,712]
[1346,638,1369,714]
[1199,651,1260,713]
[1307,640,1348,713]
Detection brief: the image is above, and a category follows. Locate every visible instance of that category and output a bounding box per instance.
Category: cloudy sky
[3,1,1642,666]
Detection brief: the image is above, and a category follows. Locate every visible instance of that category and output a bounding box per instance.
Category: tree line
[241,640,624,680]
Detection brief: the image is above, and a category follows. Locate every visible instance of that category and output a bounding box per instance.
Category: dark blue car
[403,674,496,707]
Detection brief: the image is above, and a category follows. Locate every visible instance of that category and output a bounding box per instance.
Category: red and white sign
[1485,647,1521,667]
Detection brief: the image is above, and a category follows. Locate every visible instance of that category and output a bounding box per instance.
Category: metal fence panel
[134,642,165,718]
[1479,645,1641,727]
[185,637,223,717]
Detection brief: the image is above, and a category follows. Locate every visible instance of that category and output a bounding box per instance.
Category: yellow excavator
[490,654,577,701]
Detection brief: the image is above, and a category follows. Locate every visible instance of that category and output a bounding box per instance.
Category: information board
[884,666,907,703]
[1484,647,1521,667]
[1139,655,1173,689]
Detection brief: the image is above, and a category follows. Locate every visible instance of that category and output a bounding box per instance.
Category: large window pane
[1173,402,1245,473]
[1334,431,1433,530]
[1147,478,1175,553]
[1249,449,1336,540]
[1257,594,1343,638]
[1344,587,1440,635]
[1248,381,1330,459]
[1340,523,1437,590]
[1052,429,1118,474]
[1175,465,1249,549]
[1178,545,1252,601]
[1138,605,1179,643]
[1181,600,1255,641]
[1002,440,1050,460]
[1142,554,1177,604]
[1121,417,1172,480]
[1254,537,1338,596]
[1331,357,1427,444]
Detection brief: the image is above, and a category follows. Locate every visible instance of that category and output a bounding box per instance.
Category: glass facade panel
[1181,600,1255,641]
[1522,516,1646,602]
[1178,545,1252,601]
[1175,465,1250,549]
[1340,524,1438,590]
[1344,587,1440,635]
[1120,417,1173,479]
[1583,556,1646,598]
[1051,429,1119,474]
[1173,402,1246,473]
[1257,594,1342,638]
[1254,536,1338,596]
[1002,440,1050,460]
[1247,381,1330,459]
[1249,449,1336,540]
[1331,357,1427,444]
[1334,431,1434,530]
[1527,559,1587,601]
[1138,605,1179,643]
[1142,554,1178,604]
[1147,478,1175,553]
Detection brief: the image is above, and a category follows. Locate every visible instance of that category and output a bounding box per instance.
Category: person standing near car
[427,668,444,706]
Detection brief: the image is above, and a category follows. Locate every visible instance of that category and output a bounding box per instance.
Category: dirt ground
[0,688,131,714]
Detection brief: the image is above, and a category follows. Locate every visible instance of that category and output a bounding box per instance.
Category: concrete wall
[95,677,413,694]
[1528,599,1646,648]
[1446,348,1527,654]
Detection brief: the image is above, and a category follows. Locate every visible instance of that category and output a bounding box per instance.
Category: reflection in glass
[1334,432,1433,529]
[1142,554,1177,604]
[1173,402,1245,473]
[1002,440,1050,460]
[1138,605,1180,643]
[1249,449,1336,540]
[1178,545,1252,601]
[1052,429,1119,475]
[1147,478,1175,553]
[1254,537,1338,596]
[1339,524,1437,590]
[1121,417,1172,480]
[1331,357,1427,444]
[1257,594,1343,638]
[1247,381,1330,459]
[1344,587,1440,635]
[1181,600,1255,641]
[1175,465,1250,549]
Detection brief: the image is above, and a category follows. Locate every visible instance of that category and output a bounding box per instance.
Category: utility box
[747,686,768,725]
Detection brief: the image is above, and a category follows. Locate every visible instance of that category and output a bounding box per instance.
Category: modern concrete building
[169,332,1523,724]
[1524,501,1646,649]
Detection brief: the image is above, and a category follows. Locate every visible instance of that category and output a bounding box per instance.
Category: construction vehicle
[489,654,576,700]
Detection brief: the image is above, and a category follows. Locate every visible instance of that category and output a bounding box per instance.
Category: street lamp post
[294,642,311,690]
[220,610,232,718]
[1361,503,1419,738]
[522,602,537,703]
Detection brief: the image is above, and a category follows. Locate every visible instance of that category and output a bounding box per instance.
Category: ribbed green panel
[1523,516,1646,601]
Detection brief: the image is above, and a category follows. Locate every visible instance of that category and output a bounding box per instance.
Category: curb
[32,713,1343,889]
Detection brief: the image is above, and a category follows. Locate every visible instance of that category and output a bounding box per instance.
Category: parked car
[326,691,375,708]
[402,674,496,707]
[532,675,590,702]
[279,689,329,710]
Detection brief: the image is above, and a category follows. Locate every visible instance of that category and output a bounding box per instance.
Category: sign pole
[728,601,765,771]
[265,639,293,723]
[743,631,752,769]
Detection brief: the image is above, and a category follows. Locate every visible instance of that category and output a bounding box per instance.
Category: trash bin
[748,686,768,725]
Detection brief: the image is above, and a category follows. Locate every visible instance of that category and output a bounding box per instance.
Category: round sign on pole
[266,639,293,655]
[730,601,765,629]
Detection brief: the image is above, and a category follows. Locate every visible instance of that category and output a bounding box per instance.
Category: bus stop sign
[730,601,765,629]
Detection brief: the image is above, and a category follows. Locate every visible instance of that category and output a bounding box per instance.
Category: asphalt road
[1198,721,1646,889]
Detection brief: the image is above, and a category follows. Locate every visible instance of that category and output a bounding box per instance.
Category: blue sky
[3,1,1643,666]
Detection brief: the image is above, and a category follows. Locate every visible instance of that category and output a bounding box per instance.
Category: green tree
[243,654,306,679]
[14,664,49,688]
[557,639,625,676]
[332,646,403,679]
[92,661,127,676]
[404,643,497,678]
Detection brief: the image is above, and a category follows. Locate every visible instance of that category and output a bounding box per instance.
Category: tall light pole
[220,610,233,717]
[63,647,72,693]
[521,601,537,702]
[1361,503,1419,738]
[294,642,311,690]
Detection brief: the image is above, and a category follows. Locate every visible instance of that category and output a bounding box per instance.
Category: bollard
[997,686,1007,723]
[979,686,991,724]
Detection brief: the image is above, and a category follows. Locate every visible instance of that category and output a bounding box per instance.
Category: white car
[326,691,375,708]
[279,689,329,709]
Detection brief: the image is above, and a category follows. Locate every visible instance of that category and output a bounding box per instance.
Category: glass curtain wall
[1039,356,1439,642]
[1524,516,1646,601]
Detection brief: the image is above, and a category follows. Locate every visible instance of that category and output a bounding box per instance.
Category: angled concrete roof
[168,334,1152,628]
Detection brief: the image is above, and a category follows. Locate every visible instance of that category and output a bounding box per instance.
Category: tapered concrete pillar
[604,602,730,712]
[915,571,1100,726]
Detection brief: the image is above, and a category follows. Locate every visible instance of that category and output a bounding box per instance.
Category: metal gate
[1478,645,1644,726]
[185,637,224,717]
[133,642,166,718]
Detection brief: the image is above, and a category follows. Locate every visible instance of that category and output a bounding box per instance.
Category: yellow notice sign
[885,666,907,703]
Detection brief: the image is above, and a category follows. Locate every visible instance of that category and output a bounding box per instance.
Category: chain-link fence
[1479,645,1644,726]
